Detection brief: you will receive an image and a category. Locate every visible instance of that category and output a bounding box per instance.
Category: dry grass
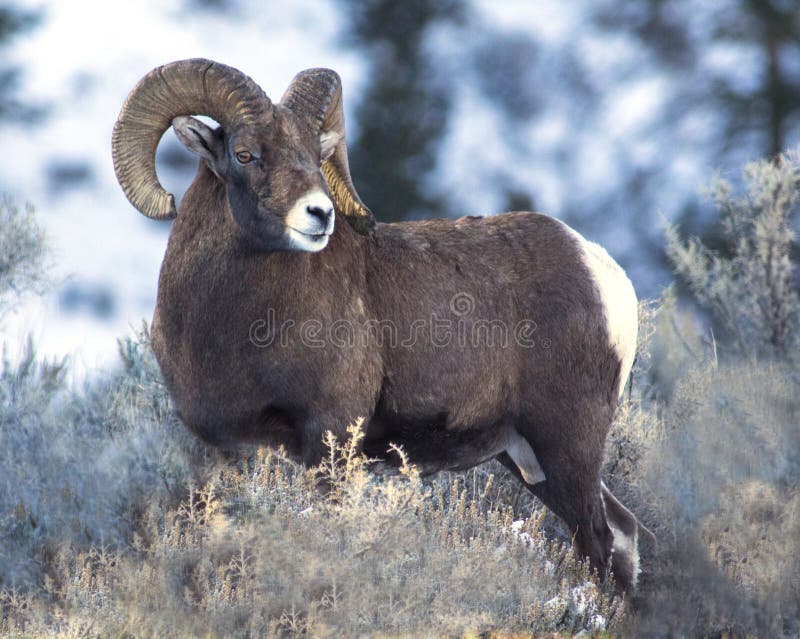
[4,311,797,637]
[0,332,622,638]
[604,332,800,637]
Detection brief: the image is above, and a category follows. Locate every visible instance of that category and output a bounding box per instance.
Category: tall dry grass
[0,332,621,637]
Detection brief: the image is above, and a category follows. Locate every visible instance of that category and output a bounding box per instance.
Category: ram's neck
[171,163,231,237]
[158,162,369,334]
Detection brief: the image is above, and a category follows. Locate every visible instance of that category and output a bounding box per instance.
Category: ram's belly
[363,359,513,472]
[363,411,508,474]
[364,402,545,484]
[379,345,517,426]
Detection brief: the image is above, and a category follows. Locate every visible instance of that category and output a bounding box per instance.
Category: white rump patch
[505,428,546,485]
[558,220,638,397]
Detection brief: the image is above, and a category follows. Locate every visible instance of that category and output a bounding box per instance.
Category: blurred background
[2,0,799,373]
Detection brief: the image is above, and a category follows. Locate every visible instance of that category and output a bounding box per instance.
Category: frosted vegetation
[665,153,800,360]
[1,155,799,636]
[0,198,47,319]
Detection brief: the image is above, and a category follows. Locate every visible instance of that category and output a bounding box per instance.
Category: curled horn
[112,58,272,220]
[281,69,375,235]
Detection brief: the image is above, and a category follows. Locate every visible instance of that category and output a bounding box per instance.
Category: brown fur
[151,160,639,585]
[140,82,647,588]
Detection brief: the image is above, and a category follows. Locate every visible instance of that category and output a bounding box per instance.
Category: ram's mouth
[287,227,331,241]
[285,226,333,253]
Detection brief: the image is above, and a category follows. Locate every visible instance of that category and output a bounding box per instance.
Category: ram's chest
[152,276,262,428]
[151,239,378,441]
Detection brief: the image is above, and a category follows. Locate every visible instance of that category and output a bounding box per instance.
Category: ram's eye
[236,151,253,164]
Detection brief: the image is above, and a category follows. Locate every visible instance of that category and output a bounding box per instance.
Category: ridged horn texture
[281,69,375,235]
[112,58,272,220]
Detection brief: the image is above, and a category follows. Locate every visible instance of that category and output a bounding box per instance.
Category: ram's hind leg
[496,404,637,587]
[496,447,615,584]
[498,420,649,590]
[600,482,656,588]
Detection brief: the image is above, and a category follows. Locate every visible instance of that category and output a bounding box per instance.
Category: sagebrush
[665,152,800,360]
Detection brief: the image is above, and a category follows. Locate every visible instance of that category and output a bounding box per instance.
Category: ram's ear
[172,116,226,178]
[320,130,342,162]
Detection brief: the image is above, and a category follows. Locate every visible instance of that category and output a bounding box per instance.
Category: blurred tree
[0,4,43,123]
[585,0,800,286]
[593,0,800,162]
[336,0,465,222]
[466,25,599,221]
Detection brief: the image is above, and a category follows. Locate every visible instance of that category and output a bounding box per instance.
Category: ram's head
[112,59,374,251]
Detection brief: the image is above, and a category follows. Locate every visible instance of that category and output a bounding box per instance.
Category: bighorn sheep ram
[112,59,652,589]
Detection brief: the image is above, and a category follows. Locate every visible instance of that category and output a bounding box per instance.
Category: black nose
[306,204,332,223]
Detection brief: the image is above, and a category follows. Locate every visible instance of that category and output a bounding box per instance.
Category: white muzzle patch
[285,190,335,253]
